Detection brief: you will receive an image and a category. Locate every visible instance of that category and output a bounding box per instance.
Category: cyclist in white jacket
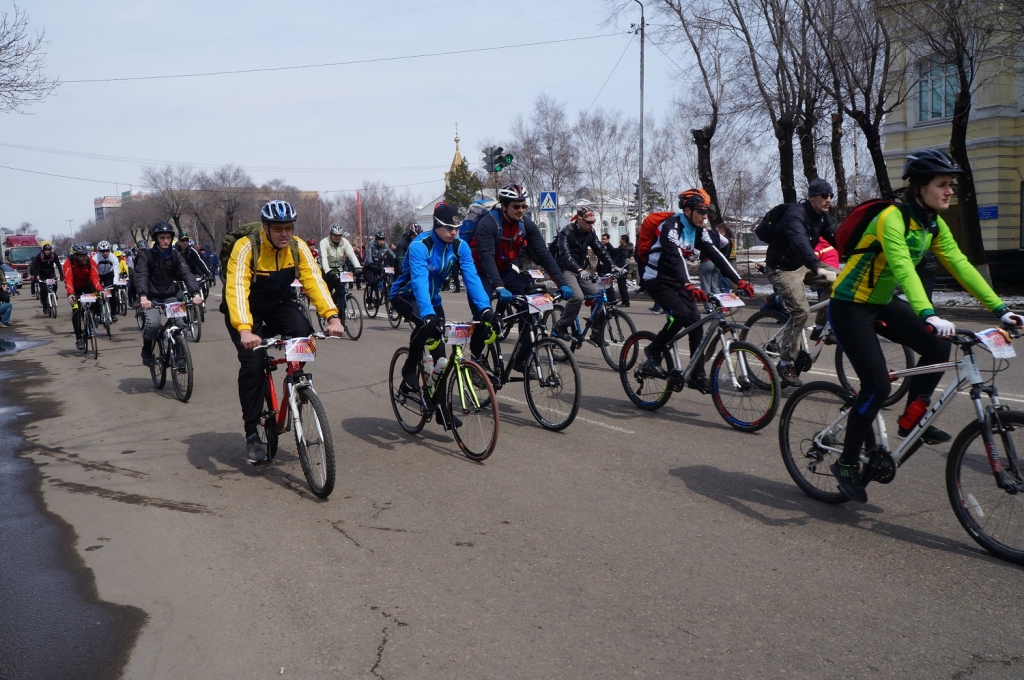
[319,223,362,302]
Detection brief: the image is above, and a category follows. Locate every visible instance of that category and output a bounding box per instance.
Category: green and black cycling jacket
[832,204,1006,319]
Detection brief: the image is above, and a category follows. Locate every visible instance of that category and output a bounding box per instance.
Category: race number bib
[978,328,1016,358]
[527,269,545,280]
[285,337,317,362]
[527,293,553,313]
[338,272,354,283]
[79,294,97,304]
[291,278,303,288]
[164,302,187,318]
[594,275,614,290]
[445,322,475,346]
[715,293,745,308]
[45,279,55,285]
[383,267,395,275]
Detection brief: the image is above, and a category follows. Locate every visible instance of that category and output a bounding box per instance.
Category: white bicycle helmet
[329,222,344,235]
[497,184,529,203]
[261,200,297,223]
[97,240,111,251]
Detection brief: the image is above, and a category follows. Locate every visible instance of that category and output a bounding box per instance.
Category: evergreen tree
[444,159,484,212]
[627,178,667,220]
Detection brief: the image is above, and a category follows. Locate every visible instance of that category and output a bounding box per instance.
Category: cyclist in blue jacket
[390,202,494,394]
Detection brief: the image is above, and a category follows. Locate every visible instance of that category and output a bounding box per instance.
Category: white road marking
[496,394,636,434]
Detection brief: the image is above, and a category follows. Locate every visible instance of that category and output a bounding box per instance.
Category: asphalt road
[6,287,1024,679]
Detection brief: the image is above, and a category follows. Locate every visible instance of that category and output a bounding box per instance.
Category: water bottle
[429,357,447,388]
[421,347,434,378]
[897,396,929,437]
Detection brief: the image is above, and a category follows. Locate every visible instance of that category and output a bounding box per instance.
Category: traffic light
[482,146,515,173]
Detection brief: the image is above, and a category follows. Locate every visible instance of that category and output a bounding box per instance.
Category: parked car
[2,263,24,289]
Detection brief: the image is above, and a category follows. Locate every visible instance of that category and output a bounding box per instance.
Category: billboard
[93,196,123,209]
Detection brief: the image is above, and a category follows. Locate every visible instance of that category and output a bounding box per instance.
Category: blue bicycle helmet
[261,200,297,224]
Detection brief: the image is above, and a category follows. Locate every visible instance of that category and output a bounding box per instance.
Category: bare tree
[209,164,256,234]
[0,4,58,113]
[142,164,199,234]
[574,107,626,223]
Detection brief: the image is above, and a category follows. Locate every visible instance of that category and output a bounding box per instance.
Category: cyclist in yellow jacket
[224,200,343,464]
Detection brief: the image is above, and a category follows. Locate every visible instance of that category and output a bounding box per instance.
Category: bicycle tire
[85,312,99,359]
[388,347,428,433]
[834,340,914,408]
[49,293,57,318]
[739,309,788,362]
[364,286,379,318]
[258,392,279,461]
[524,337,581,431]
[344,295,363,340]
[100,300,112,339]
[619,331,673,411]
[946,411,1024,565]
[150,337,167,389]
[600,308,637,371]
[293,386,336,498]
[710,340,779,432]
[387,296,402,329]
[170,334,194,402]
[187,305,202,342]
[136,307,145,330]
[448,359,499,461]
[544,304,573,362]
[118,290,128,317]
[778,381,869,504]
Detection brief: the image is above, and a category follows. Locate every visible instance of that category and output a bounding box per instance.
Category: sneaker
[399,380,420,396]
[110,316,118,323]
[245,433,268,465]
[777,362,802,388]
[76,339,86,350]
[649,304,662,313]
[141,349,155,367]
[638,352,667,379]
[921,426,952,445]
[687,375,712,394]
[831,460,867,503]
[0,322,6,328]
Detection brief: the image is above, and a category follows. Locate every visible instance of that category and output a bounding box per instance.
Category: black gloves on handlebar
[422,314,444,339]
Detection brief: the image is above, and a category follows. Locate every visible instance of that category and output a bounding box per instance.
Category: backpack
[753,203,792,244]
[833,199,911,259]
[635,211,676,263]
[218,222,300,283]
[462,207,525,263]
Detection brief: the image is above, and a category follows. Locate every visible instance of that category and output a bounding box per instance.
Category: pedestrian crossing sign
[539,191,557,212]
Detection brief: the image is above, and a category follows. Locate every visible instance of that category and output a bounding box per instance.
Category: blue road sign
[539,191,558,212]
[978,206,998,220]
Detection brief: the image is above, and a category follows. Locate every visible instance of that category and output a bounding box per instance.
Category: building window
[919,59,957,122]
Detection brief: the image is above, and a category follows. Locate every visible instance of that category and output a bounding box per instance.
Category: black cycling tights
[645,280,704,377]
[391,296,446,386]
[828,297,951,465]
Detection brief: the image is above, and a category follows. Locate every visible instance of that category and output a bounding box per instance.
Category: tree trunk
[856,119,894,199]
[948,87,987,272]
[795,110,819,185]
[777,121,797,203]
[830,112,849,210]
[692,126,723,225]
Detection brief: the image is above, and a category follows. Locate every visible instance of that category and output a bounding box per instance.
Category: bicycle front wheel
[448,359,498,461]
[835,339,914,408]
[388,348,427,433]
[150,337,166,389]
[947,411,1024,565]
[100,301,112,339]
[364,287,379,318]
[619,331,672,411]
[294,386,336,498]
[136,306,145,330]
[86,313,99,359]
[710,341,780,432]
[344,295,363,340]
[187,305,202,342]
[386,296,402,329]
[169,334,194,402]
[600,308,636,371]
[778,381,864,504]
[49,293,58,318]
[524,337,581,431]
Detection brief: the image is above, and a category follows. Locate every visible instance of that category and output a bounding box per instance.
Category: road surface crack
[953,653,1024,678]
[49,479,211,514]
[369,626,388,679]
[329,520,373,555]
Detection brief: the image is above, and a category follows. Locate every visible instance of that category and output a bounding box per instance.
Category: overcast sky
[5,0,684,239]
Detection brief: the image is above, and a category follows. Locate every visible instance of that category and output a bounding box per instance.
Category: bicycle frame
[666,304,755,388]
[263,354,310,436]
[489,297,555,388]
[757,297,832,363]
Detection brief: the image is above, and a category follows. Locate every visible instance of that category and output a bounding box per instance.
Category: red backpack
[834,199,910,259]
[635,211,676,264]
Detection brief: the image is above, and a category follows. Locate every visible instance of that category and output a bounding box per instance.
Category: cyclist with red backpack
[638,188,754,393]
[466,184,573,368]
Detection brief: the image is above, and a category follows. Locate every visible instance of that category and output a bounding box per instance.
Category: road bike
[544,274,636,371]
[74,293,101,359]
[479,291,582,431]
[253,332,338,498]
[619,293,780,432]
[741,297,914,404]
[389,322,498,461]
[778,326,1024,564]
[318,271,363,341]
[148,302,194,403]
[40,278,58,318]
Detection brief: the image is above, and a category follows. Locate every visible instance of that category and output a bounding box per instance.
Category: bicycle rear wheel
[835,339,914,408]
[386,296,402,329]
[710,341,779,432]
[739,309,787,363]
[388,348,428,433]
[169,334,194,402]
[344,295,363,340]
[619,331,672,411]
[448,359,498,461]
[600,308,636,371]
[294,385,336,498]
[947,411,1024,565]
[524,337,581,431]
[150,337,167,389]
[778,381,866,504]
[257,392,279,461]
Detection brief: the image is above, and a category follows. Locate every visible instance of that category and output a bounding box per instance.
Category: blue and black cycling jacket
[390,231,491,319]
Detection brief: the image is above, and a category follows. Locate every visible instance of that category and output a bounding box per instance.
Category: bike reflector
[715,292,745,308]
[164,302,187,318]
[527,293,553,313]
[338,272,355,283]
[445,322,475,346]
[285,337,317,361]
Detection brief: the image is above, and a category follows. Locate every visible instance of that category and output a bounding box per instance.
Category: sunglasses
[268,225,294,233]
[692,208,709,216]
[508,204,528,211]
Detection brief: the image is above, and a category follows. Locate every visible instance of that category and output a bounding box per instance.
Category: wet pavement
[0,358,146,679]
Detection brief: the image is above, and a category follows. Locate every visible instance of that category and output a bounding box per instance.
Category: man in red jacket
[63,244,104,350]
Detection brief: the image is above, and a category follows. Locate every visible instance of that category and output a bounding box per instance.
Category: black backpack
[753,203,793,244]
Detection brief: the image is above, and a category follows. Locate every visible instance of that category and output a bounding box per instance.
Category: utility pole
[633,0,645,230]
[67,219,74,240]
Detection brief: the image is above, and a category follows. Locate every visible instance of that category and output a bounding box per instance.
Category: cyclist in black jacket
[29,244,62,312]
[553,207,624,335]
[175,233,213,283]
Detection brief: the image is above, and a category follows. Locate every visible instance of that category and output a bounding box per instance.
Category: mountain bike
[318,272,363,340]
[74,293,101,359]
[741,297,914,404]
[113,281,129,317]
[389,322,498,461]
[96,290,113,339]
[479,291,582,431]
[363,267,393,320]
[544,274,636,371]
[41,279,58,318]
[778,326,1024,563]
[148,302,194,403]
[619,293,780,432]
[253,332,338,498]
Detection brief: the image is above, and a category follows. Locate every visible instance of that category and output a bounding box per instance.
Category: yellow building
[882,58,1024,285]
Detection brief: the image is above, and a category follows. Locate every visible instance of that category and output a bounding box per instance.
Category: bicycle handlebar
[255,332,338,350]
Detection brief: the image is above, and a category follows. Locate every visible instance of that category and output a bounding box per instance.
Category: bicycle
[778,325,1024,564]
[96,289,114,339]
[73,293,101,359]
[318,272,363,340]
[544,274,636,371]
[478,291,582,431]
[252,332,338,498]
[741,297,915,404]
[113,281,129,317]
[363,267,393,320]
[40,278,58,318]
[619,293,781,432]
[148,302,194,403]
[388,322,499,461]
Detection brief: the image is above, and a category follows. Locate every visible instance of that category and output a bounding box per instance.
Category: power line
[580,34,635,121]
[64,33,628,83]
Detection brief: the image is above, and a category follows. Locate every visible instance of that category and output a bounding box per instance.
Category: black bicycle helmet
[151,222,176,239]
[374,230,386,240]
[902,149,963,180]
[71,244,89,255]
[260,200,297,224]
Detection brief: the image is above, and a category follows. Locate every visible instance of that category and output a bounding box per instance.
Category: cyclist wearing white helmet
[223,200,343,464]
[92,240,121,322]
[318,222,362,302]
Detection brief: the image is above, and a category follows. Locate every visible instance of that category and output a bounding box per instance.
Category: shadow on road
[117,377,178,400]
[668,464,993,562]
[341,416,482,464]
[582,392,739,433]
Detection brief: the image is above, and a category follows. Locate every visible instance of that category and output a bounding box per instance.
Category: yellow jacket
[225,232,337,332]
